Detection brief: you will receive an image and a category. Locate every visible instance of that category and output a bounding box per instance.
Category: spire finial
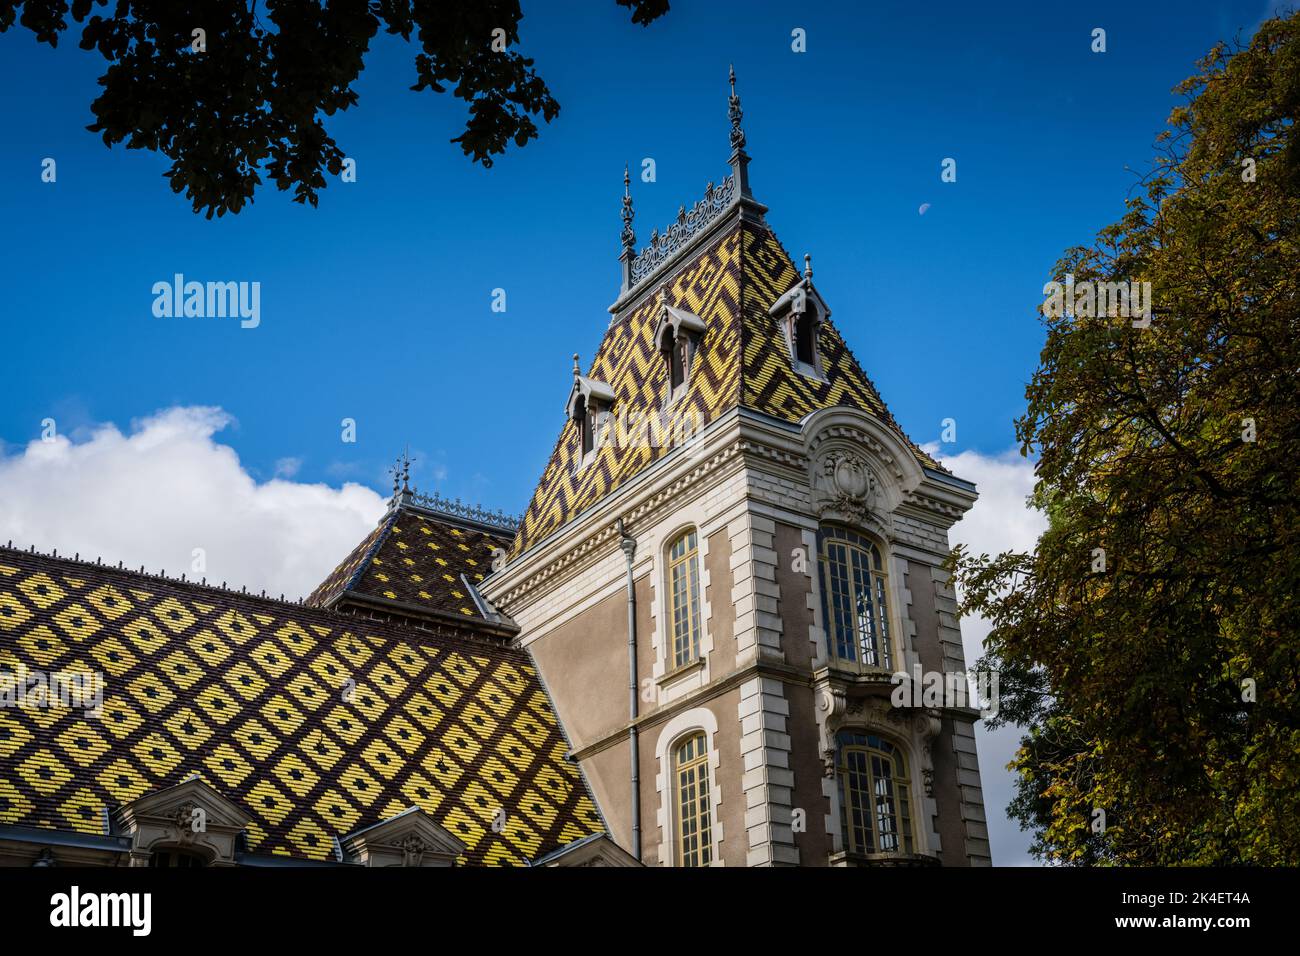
[389,456,402,498]
[573,353,581,382]
[804,254,813,282]
[390,448,414,501]
[620,163,636,251]
[728,64,746,153]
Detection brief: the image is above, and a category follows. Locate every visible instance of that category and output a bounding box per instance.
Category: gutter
[615,517,642,862]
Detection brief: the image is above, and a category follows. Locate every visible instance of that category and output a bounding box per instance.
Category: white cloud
[1,412,1050,863]
[273,456,303,479]
[0,407,387,601]
[927,444,1048,866]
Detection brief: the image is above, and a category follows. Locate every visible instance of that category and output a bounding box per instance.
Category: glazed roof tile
[0,548,602,865]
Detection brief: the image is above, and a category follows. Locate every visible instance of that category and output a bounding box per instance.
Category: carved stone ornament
[813,450,879,526]
[398,835,428,868]
[172,802,199,843]
[914,712,943,797]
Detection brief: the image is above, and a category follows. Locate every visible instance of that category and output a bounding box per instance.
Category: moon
[918,203,931,215]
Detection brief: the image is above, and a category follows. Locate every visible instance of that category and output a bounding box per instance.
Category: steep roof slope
[509,213,939,559]
[309,497,514,626]
[0,547,602,865]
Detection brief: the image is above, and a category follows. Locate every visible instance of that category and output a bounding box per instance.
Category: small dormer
[567,353,616,464]
[653,289,707,404]
[769,254,829,380]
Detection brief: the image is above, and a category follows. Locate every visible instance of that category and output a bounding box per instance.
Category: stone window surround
[647,501,719,703]
[803,522,921,681]
[653,706,724,867]
[654,301,707,407]
[567,373,616,472]
[819,721,939,862]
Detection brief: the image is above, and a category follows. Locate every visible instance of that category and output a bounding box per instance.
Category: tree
[0,0,669,217]
[952,12,1300,865]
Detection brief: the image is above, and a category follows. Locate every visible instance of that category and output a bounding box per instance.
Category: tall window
[837,732,913,856]
[668,333,686,391]
[674,732,713,866]
[667,530,702,668]
[819,526,892,669]
[575,397,594,456]
[794,312,816,366]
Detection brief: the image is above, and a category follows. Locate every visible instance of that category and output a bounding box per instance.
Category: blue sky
[1,0,1284,508]
[0,0,1290,870]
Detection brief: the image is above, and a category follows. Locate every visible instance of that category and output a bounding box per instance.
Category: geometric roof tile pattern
[0,549,602,865]
[308,504,512,622]
[509,216,940,558]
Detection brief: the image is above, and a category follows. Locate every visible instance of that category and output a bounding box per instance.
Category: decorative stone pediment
[531,832,642,867]
[340,806,466,867]
[566,373,616,420]
[654,301,707,349]
[802,408,926,530]
[112,775,251,866]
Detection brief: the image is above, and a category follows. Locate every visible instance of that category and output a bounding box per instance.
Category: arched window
[819,526,892,670]
[673,732,713,866]
[837,732,913,855]
[667,530,702,668]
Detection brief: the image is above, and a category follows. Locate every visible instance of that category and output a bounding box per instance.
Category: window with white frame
[666,529,702,669]
[818,525,893,671]
[837,732,914,855]
[673,731,713,867]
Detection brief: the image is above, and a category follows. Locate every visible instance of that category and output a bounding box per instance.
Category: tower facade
[480,75,992,866]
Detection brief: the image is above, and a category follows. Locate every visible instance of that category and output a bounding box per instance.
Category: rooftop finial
[804,253,813,282]
[620,164,635,250]
[573,353,582,381]
[389,448,415,502]
[728,64,746,153]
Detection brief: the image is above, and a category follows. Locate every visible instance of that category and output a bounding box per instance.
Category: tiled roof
[0,548,603,864]
[508,216,939,558]
[306,510,396,609]
[308,503,513,623]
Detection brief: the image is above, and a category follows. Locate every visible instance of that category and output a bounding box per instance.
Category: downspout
[616,518,641,862]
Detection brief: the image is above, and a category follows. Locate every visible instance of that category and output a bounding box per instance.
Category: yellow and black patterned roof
[0,548,602,864]
[308,504,512,623]
[509,216,939,558]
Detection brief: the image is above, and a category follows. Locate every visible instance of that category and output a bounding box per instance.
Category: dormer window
[567,354,615,467]
[770,254,829,380]
[653,293,706,404]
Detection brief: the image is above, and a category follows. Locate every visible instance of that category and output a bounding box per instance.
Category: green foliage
[0,0,669,217]
[951,13,1300,865]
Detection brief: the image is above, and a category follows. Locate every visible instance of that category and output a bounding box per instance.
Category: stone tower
[480,72,991,867]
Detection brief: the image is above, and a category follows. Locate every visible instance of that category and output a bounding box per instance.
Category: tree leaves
[0,0,669,216]
[953,12,1300,865]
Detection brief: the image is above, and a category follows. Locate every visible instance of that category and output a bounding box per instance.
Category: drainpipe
[616,518,641,861]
